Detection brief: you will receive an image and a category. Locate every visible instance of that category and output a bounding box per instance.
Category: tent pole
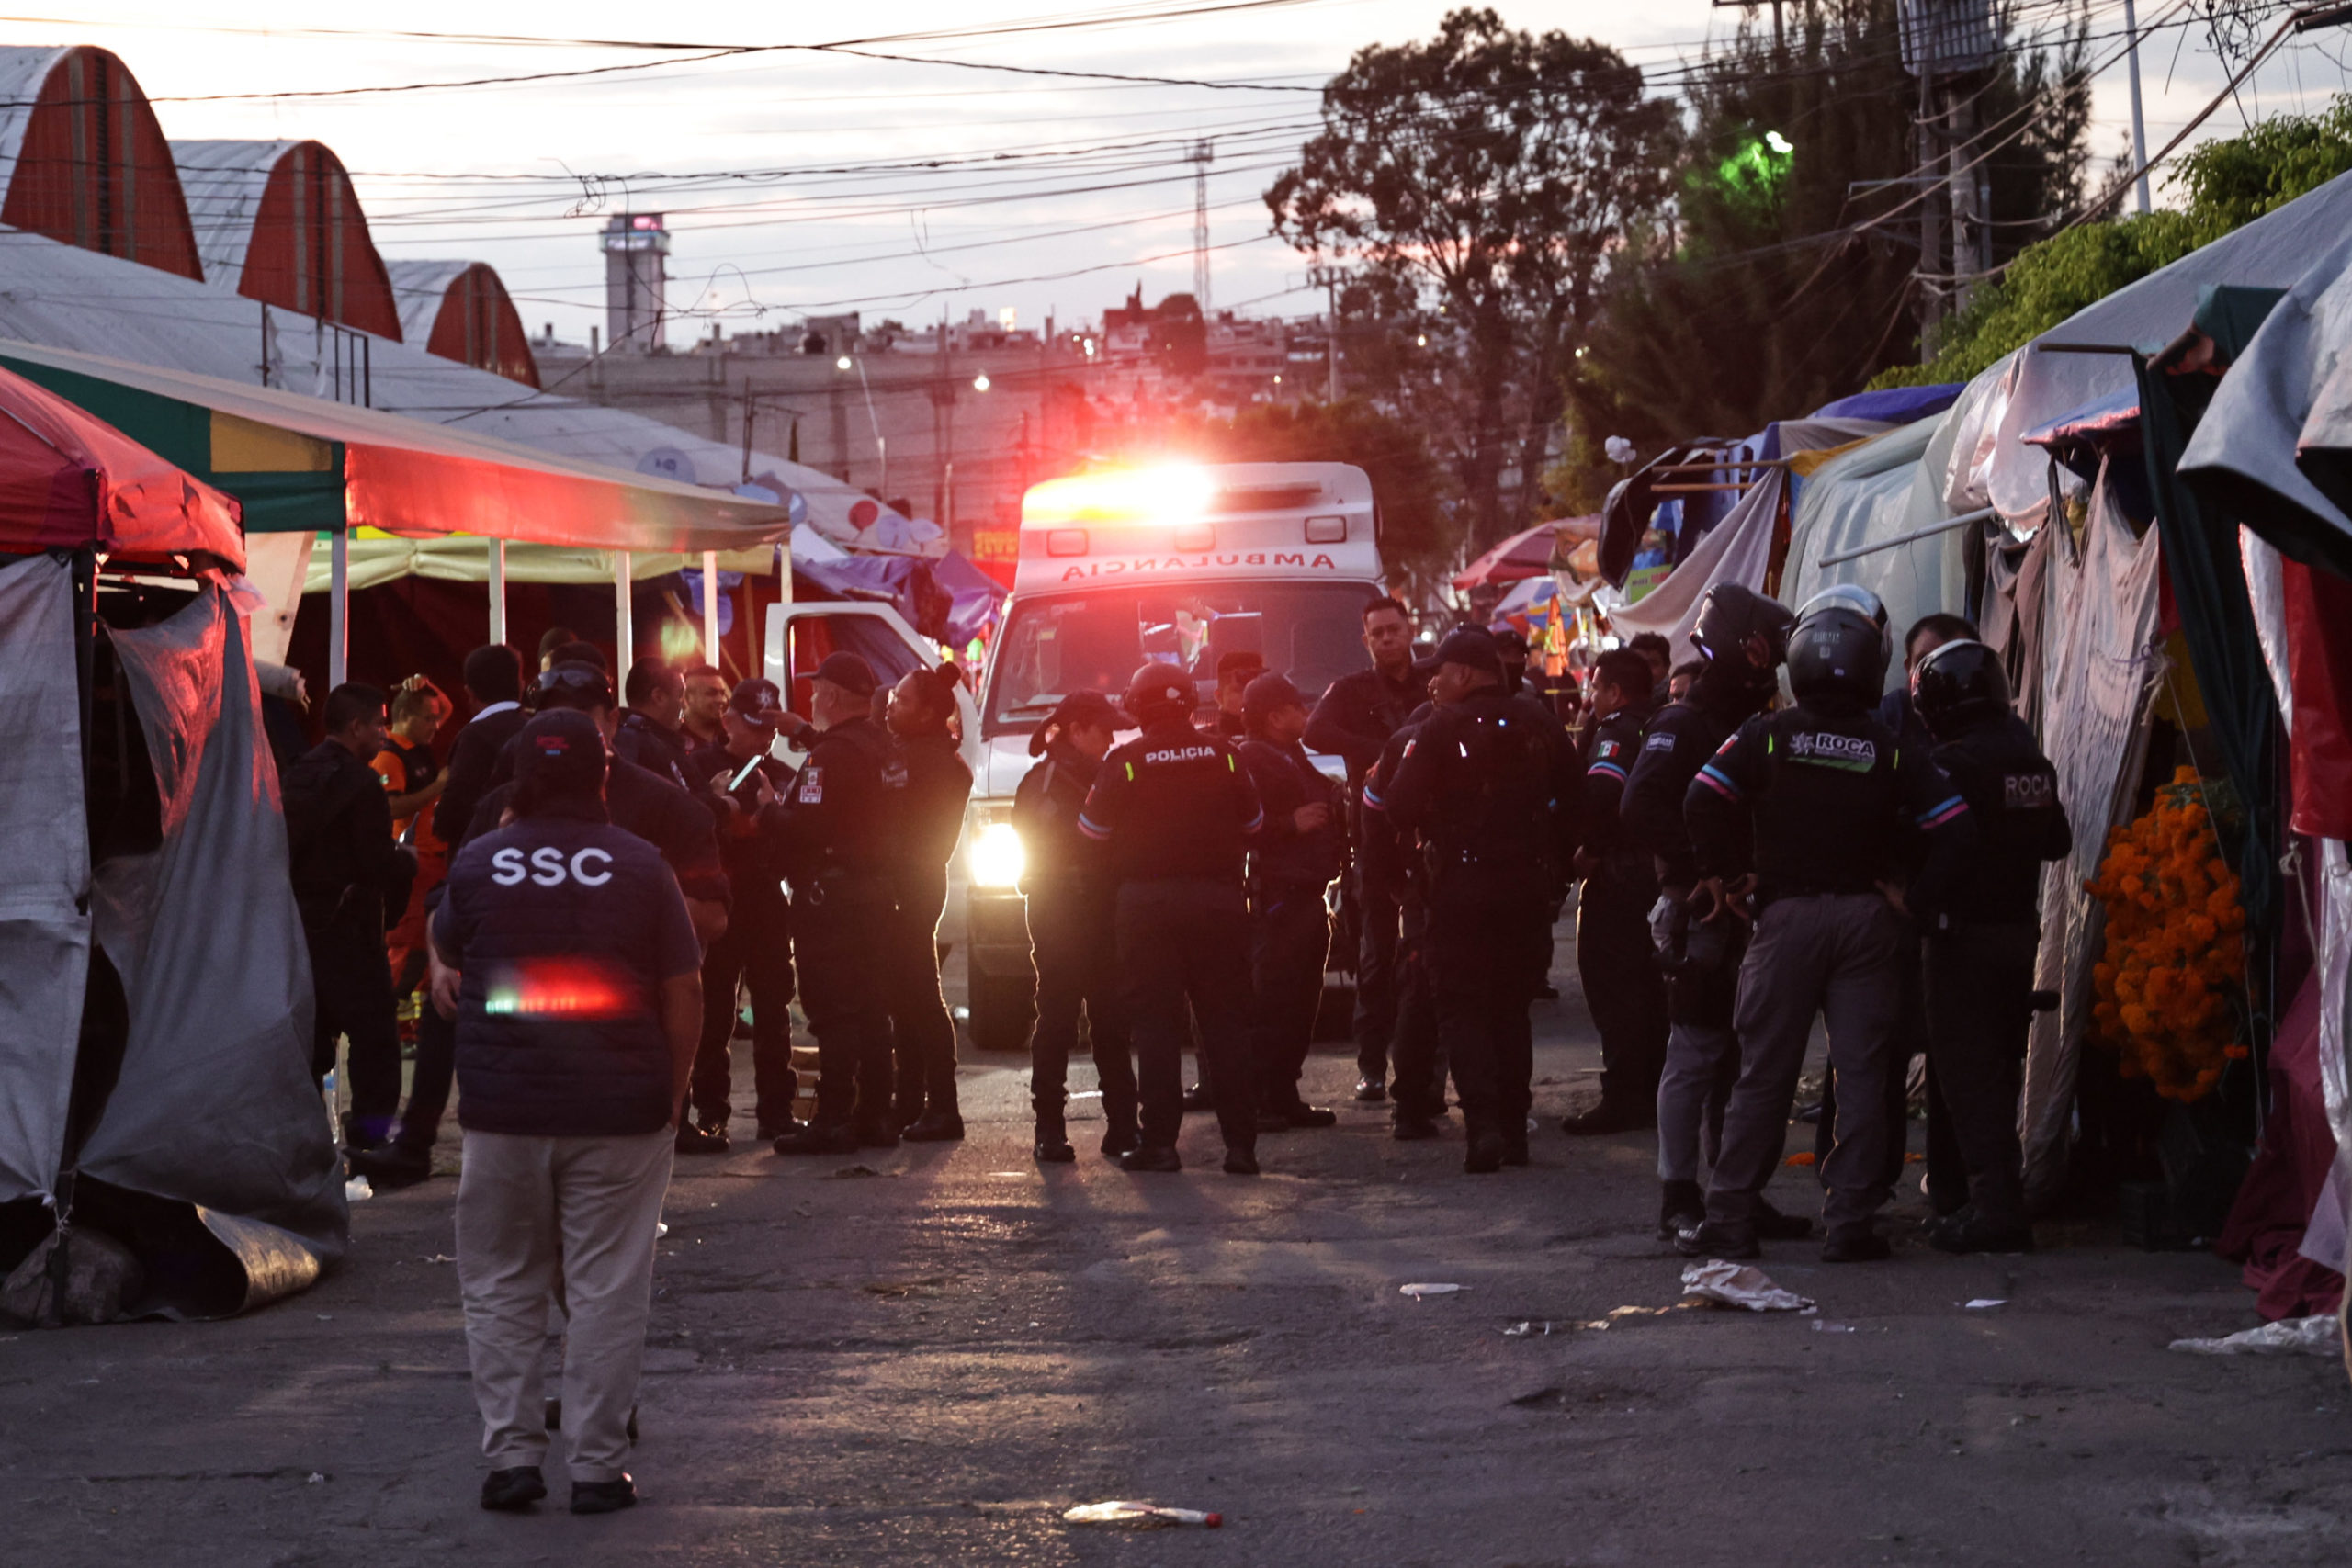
[329,528,348,688]
[614,549,634,694]
[701,548,720,664]
[488,538,507,647]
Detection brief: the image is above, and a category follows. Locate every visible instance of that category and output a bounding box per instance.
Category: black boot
[1034,1116,1075,1164]
[1658,1179,1705,1239]
[1464,1129,1507,1174]
[346,1139,433,1189]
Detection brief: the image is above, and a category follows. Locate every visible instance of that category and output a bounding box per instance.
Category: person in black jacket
[433,645,530,849]
[1080,662,1268,1175]
[1378,628,1578,1173]
[769,653,908,1156]
[1013,691,1137,1163]
[1622,584,1797,1241]
[1358,711,1444,1136]
[1912,639,2070,1254]
[1305,595,1425,1103]
[434,708,702,1517]
[1562,648,1668,1135]
[1238,673,1344,1132]
[283,682,414,1147]
[884,666,977,1141]
[1678,591,1974,1264]
[615,660,695,790]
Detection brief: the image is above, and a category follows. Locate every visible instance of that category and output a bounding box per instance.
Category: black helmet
[1122,661,1197,724]
[1689,583,1796,667]
[1911,638,2009,738]
[1786,592,1890,705]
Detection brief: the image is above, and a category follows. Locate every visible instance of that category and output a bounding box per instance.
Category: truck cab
[962,460,1386,1052]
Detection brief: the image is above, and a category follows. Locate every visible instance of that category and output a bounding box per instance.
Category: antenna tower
[1192,140,1214,312]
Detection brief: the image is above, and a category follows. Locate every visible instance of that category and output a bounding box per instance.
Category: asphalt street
[3,927,2347,1567]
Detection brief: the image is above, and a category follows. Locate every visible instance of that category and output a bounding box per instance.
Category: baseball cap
[1432,626,1503,677]
[727,677,786,727]
[1242,671,1306,720]
[810,651,878,698]
[514,709,606,799]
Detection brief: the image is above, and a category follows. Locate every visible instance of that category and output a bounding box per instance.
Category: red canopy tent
[0,362,242,569]
[1451,520,1560,592]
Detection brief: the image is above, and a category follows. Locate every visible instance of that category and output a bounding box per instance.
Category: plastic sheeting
[80,581,345,1265]
[1782,412,1968,679]
[1601,468,1783,649]
[0,554,88,1205]
[300,535,776,593]
[0,362,243,568]
[2020,468,2166,1209]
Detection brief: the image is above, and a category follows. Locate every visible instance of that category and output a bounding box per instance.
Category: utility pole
[1192,140,1214,313]
[2124,0,2152,214]
[1325,278,1340,402]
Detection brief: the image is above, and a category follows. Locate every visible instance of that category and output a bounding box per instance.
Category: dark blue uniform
[886,732,975,1129]
[1238,735,1343,1119]
[1359,711,1443,1124]
[1573,697,1668,1120]
[1014,740,1138,1150]
[1080,718,1266,1156]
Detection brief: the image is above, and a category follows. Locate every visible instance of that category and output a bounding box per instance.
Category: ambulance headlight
[969,821,1026,889]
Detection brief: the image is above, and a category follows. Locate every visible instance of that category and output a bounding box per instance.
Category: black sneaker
[1118,1144,1182,1174]
[1223,1145,1261,1176]
[1100,1125,1141,1159]
[345,1140,433,1190]
[1822,1226,1893,1263]
[1035,1135,1076,1164]
[1181,1084,1216,1113]
[570,1475,638,1516]
[1755,1201,1814,1241]
[674,1121,729,1155]
[481,1465,546,1512]
[1674,1220,1760,1260]
[756,1118,806,1143]
[854,1122,900,1150]
[1464,1130,1507,1174]
[1256,1111,1294,1135]
[1277,1102,1339,1129]
[902,1111,965,1143]
[773,1122,858,1156]
[1658,1179,1705,1239]
[1501,1132,1530,1168]
[1392,1115,1441,1142]
[1560,1100,1653,1136]
[1924,1206,2037,1255]
[1352,1077,1388,1103]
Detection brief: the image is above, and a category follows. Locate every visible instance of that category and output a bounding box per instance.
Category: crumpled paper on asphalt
[1679,1259,1815,1313]
[2168,1315,2341,1357]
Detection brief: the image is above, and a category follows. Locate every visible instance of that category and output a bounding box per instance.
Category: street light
[973,372,991,392]
[835,355,852,371]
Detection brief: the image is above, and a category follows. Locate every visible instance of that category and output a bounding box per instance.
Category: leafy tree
[1873,95,2352,388]
[1267,7,1679,553]
[1561,0,2087,500]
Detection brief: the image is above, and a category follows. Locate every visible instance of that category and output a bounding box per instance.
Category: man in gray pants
[432,710,704,1515]
[1675,590,1973,1263]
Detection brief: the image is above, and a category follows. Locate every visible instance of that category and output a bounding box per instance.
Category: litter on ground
[1679,1260,1815,1313]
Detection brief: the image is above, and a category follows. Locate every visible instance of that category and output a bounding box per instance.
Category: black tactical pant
[393,1001,455,1153]
[1026,885,1137,1137]
[1426,871,1547,1143]
[308,916,401,1136]
[1656,934,1746,1184]
[1815,929,1964,1210]
[1387,903,1445,1118]
[885,874,960,1124]
[1115,878,1257,1153]
[1576,868,1668,1113]
[1351,869,1402,1084]
[1924,921,2040,1230]
[1251,882,1332,1113]
[795,886,893,1131]
[694,887,797,1131]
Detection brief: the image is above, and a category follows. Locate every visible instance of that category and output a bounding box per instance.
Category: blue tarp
[791,547,1005,648]
[1810,384,1964,423]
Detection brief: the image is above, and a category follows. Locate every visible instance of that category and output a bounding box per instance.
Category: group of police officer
[1017,583,2068,1260]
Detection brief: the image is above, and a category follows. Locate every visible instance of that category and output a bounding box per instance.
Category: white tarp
[0,554,88,1205]
[2020,466,2166,1208]
[1782,412,1967,679]
[1601,468,1784,649]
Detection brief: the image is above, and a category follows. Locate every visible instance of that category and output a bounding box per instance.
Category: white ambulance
[960,461,1386,1050]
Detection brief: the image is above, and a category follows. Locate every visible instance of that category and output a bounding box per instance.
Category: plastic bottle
[1062,1502,1221,1528]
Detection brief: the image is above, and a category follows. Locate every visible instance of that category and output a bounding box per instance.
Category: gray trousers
[1707,894,1905,1233]
[1656,1019,1736,1184]
[457,1128,673,1480]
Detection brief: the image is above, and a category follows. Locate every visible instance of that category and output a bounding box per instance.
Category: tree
[1559,1,2088,502]
[1872,96,2352,389]
[1176,398,1452,602]
[1267,8,1679,555]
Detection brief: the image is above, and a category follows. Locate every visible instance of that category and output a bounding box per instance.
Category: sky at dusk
[11,2,2348,345]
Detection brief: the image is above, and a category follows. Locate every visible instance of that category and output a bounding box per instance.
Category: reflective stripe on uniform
[1917,795,1968,829]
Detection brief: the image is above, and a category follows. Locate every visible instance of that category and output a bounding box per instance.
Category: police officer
[1204,649,1267,740]
[1013,691,1139,1163]
[1359,707,1445,1137]
[770,653,906,1155]
[1379,628,1577,1173]
[1306,596,1425,1103]
[1238,672,1344,1132]
[283,682,414,1148]
[1679,588,1975,1262]
[884,666,976,1142]
[1912,640,2069,1253]
[682,678,797,1152]
[615,660,695,789]
[1621,584,1800,1240]
[1562,647,1668,1135]
[1079,662,1267,1175]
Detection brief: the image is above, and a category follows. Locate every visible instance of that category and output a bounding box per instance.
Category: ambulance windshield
[983,582,1376,737]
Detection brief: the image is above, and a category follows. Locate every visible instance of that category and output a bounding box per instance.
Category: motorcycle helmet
[1786,592,1890,705]
[1122,660,1198,725]
[1798,582,1889,634]
[1688,582,1796,667]
[1910,638,2010,739]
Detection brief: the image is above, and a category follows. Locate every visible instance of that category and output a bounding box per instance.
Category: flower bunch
[2087,768,2245,1102]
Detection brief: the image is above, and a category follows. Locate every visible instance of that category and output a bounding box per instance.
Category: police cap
[727,677,786,728]
[1431,626,1503,677]
[514,709,606,801]
[810,651,878,698]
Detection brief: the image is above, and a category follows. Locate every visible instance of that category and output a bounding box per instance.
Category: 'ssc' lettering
[490,845,616,888]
